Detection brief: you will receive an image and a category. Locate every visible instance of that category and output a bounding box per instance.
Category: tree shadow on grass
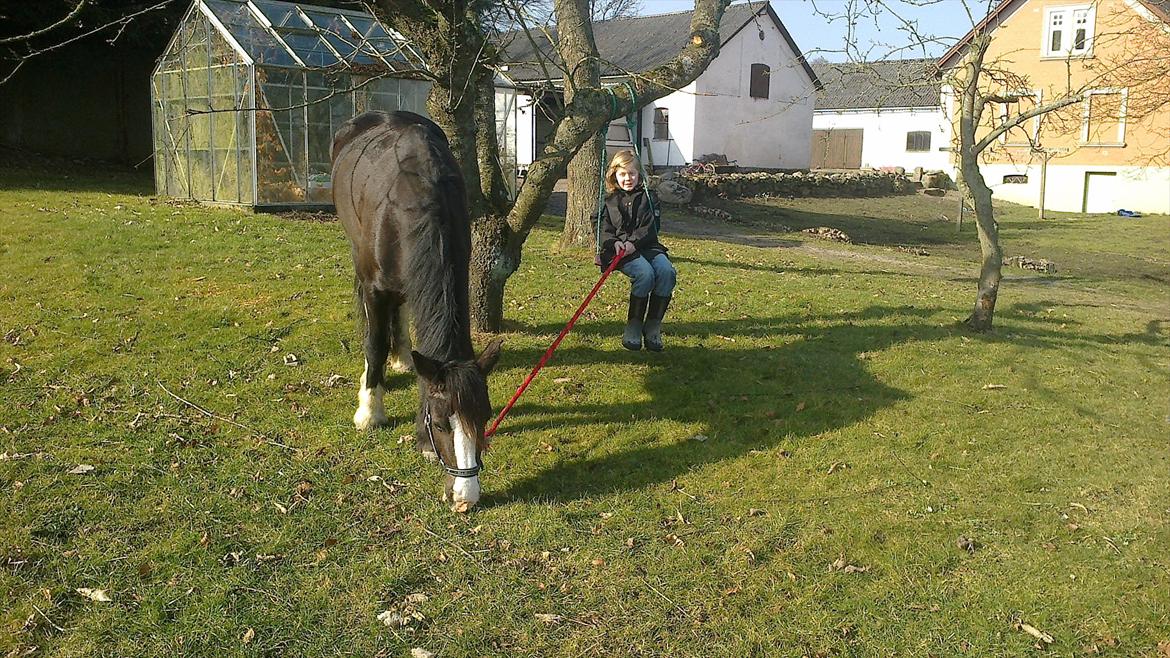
[487,303,1164,505]
[487,305,930,504]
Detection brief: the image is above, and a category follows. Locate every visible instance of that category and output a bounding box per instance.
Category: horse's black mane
[405,156,473,363]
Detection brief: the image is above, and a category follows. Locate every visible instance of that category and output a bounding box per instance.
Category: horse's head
[411,338,503,513]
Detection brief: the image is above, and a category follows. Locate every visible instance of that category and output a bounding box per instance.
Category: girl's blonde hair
[604,149,641,195]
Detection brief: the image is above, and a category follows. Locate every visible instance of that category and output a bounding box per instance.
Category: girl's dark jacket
[599,187,667,268]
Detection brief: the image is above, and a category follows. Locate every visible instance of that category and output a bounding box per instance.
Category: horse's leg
[354,286,392,430]
[387,304,413,373]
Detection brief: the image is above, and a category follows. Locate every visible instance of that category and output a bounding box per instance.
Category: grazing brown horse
[331,111,502,512]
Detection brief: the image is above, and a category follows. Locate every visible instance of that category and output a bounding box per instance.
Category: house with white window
[810,58,953,172]
[937,0,1170,214]
[500,2,820,171]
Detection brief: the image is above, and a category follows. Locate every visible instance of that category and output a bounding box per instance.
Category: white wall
[641,83,697,168]
[981,163,1170,214]
[691,17,816,169]
[812,107,953,172]
[515,92,536,169]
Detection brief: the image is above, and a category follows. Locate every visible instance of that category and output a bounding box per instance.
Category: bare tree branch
[0,0,88,45]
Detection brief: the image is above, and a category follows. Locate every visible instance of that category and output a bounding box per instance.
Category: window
[749,63,770,99]
[1082,88,1127,145]
[906,131,931,152]
[1000,90,1041,146]
[653,107,669,140]
[1044,5,1094,57]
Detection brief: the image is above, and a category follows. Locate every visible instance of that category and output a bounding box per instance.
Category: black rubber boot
[643,294,671,352]
[623,295,648,351]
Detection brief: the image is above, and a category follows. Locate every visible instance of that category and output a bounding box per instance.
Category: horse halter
[423,403,482,478]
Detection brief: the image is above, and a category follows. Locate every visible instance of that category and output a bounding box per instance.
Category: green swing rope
[594,82,659,258]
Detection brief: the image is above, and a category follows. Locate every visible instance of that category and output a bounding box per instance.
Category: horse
[331,110,502,513]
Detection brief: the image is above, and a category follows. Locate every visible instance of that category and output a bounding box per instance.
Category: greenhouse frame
[151,0,518,208]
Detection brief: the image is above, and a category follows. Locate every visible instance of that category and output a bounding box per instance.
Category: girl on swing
[599,149,676,352]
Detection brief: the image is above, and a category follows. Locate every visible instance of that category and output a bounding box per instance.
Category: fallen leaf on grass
[68,464,95,475]
[552,377,571,384]
[403,593,429,605]
[827,462,847,475]
[242,628,255,645]
[689,434,708,442]
[535,613,563,625]
[795,401,806,412]
[76,588,112,602]
[748,508,766,517]
[982,384,1006,390]
[665,533,686,547]
[377,611,406,627]
[411,649,435,658]
[956,536,977,553]
[1157,640,1170,657]
[1013,620,1054,645]
[829,554,869,574]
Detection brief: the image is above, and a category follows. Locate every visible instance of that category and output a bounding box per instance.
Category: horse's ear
[476,337,503,376]
[411,351,442,381]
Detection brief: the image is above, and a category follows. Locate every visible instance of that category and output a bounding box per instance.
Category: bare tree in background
[821,0,1170,331]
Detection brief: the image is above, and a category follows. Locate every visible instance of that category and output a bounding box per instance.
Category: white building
[502,3,821,171]
[811,59,953,172]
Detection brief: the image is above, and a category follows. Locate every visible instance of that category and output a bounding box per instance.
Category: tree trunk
[560,131,603,249]
[962,161,1001,331]
[956,34,1002,332]
[558,0,603,251]
[469,216,520,332]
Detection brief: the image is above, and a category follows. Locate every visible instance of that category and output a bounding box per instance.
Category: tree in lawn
[824,0,1169,331]
[942,0,1170,331]
[376,0,732,331]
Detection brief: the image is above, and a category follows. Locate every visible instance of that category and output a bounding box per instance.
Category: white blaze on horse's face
[449,415,480,512]
[354,359,388,430]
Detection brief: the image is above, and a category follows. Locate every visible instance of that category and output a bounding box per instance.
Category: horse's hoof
[353,408,389,430]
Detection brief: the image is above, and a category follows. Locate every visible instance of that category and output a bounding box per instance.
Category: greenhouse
[151,0,518,207]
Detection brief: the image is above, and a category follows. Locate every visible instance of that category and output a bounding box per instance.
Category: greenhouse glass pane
[256,68,306,203]
[306,71,353,194]
[151,77,167,195]
[400,79,431,117]
[211,65,241,202]
[240,73,255,203]
[276,29,340,68]
[345,16,410,66]
[252,0,300,27]
[302,10,377,65]
[205,0,296,67]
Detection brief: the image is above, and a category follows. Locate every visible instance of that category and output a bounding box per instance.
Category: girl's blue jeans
[620,253,676,298]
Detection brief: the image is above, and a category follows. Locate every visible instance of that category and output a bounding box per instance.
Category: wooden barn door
[811,129,863,169]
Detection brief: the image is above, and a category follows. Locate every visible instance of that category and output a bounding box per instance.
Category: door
[1082,171,1118,213]
[811,129,863,169]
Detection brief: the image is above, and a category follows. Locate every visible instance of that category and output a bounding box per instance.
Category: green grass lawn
[2,162,1168,657]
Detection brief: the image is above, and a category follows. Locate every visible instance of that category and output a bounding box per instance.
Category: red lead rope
[484,251,624,439]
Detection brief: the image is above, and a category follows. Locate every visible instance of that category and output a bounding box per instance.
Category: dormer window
[1044,5,1094,57]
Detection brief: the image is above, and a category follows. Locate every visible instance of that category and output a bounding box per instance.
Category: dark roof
[1145,0,1170,21]
[812,59,941,110]
[938,0,1169,68]
[499,2,818,87]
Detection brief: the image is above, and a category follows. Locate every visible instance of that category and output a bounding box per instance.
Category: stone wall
[679,170,918,201]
